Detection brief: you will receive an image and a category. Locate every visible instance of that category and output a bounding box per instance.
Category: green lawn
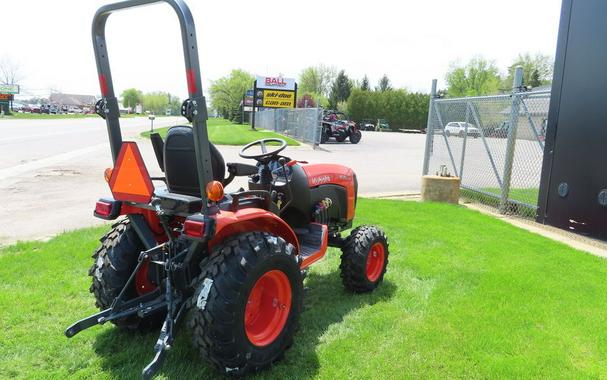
[462,187,540,217]
[141,118,300,146]
[2,199,607,379]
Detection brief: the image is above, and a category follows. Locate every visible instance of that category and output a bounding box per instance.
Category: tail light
[94,198,121,220]
[183,214,215,240]
[184,219,205,238]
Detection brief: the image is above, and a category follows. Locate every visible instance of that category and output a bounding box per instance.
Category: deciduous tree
[209,69,255,122]
[446,57,501,97]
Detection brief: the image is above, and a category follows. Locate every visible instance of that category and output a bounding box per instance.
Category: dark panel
[538,0,607,239]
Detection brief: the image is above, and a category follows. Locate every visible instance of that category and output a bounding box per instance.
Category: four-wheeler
[320,110,362,144]
[64,1,390,378]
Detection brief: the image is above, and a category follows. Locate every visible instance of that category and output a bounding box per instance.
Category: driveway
[0,118,423,245]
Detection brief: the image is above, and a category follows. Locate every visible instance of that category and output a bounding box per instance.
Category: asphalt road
[0,118,425,245]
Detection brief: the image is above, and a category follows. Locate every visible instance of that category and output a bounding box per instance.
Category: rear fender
[210,208,299,252]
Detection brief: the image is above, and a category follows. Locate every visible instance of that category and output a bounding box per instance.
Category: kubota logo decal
[311,175,331,185]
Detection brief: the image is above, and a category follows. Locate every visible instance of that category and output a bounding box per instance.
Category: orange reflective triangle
[109,142,154,203]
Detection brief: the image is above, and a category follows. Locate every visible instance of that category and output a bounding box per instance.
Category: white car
[444,122,480,138]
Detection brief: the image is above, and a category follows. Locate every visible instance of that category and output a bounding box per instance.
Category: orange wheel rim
[245,270,292,347]
[135,260,157,295]
[366,242,385,282]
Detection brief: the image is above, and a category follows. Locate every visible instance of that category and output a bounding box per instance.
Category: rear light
[95,201,113,216]
[93,198,121,220]
[184,219,205,238]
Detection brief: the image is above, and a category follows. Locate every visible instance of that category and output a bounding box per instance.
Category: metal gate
[422,68,549,216]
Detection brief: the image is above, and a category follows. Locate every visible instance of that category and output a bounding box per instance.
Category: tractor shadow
[92,269,396,379]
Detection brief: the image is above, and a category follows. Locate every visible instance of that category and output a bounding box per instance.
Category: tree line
[445,53,553,97]
[120,88,182,115]
[207,66,429,130]
[118,52,553,130]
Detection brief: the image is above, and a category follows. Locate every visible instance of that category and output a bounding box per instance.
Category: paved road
[0,118,424,245]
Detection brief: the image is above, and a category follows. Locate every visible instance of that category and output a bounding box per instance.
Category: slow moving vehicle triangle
[109,141,154,203]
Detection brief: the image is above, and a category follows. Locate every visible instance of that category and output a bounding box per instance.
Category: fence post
[422,79,438,175]
[500,66,523,213]
[313,107,321,149]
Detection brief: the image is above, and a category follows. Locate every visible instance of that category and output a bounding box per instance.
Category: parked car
[444,122,480,138]
[485,121,511,138]
[377,119,391,131]
[360,118,375,131]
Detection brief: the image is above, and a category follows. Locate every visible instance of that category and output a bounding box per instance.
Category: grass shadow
[92,268,396,379]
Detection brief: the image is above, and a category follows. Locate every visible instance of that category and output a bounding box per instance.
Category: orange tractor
[65,0,390,378]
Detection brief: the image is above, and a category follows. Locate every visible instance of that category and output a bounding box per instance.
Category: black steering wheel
[239,138,287,162]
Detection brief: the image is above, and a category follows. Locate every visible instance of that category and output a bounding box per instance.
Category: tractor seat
[163,125,226,197]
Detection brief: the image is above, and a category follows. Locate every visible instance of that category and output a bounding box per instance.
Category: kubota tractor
[65,1,390,378]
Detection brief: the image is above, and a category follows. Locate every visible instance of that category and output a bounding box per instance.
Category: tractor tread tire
[340,225,389,293]
[89,218,163,330]
[188,232,303,377]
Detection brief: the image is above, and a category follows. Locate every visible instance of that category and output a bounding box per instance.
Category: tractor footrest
[295,223,328,268]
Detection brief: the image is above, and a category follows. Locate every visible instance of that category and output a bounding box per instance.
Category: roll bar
[92,0,213,206]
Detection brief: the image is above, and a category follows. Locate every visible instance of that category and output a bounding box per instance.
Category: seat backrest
[164,125,225,197]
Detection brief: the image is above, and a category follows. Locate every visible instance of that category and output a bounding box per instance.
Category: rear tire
[188,232,303,376]
[458,130,465,138]
[340,225,389,293]
[89,219,164,329]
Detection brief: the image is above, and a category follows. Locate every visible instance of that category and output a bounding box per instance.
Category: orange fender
[209,208,299,252]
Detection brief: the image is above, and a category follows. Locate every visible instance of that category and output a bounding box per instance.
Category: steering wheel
[239,138,287,162]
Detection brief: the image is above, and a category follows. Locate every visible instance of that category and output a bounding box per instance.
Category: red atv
[320,110,362,144]
[65,1,390,378]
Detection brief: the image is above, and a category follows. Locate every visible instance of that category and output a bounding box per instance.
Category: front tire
[445,130,451,137]
[349,130,362,144]
[189,232,303,376]
[340,226,389,293]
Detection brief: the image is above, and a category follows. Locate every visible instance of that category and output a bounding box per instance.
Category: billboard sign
[261,89,295,108]
[255,76,296,91]
[0,94,14,101]
[253,76,297,110]
[244,89,254,107]
[0,84,19,94]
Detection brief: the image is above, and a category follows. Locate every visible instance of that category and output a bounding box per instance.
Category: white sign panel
[0,84,19,94]
[256,76,296,91]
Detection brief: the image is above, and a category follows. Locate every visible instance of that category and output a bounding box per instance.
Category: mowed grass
[2,199,607,379]
[141,118,300,146]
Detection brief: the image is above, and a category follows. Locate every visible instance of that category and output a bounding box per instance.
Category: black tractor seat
[163,125,225,197]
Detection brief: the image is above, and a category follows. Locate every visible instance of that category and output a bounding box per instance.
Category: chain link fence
[254,108,322,147]
[422,68,549,217]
